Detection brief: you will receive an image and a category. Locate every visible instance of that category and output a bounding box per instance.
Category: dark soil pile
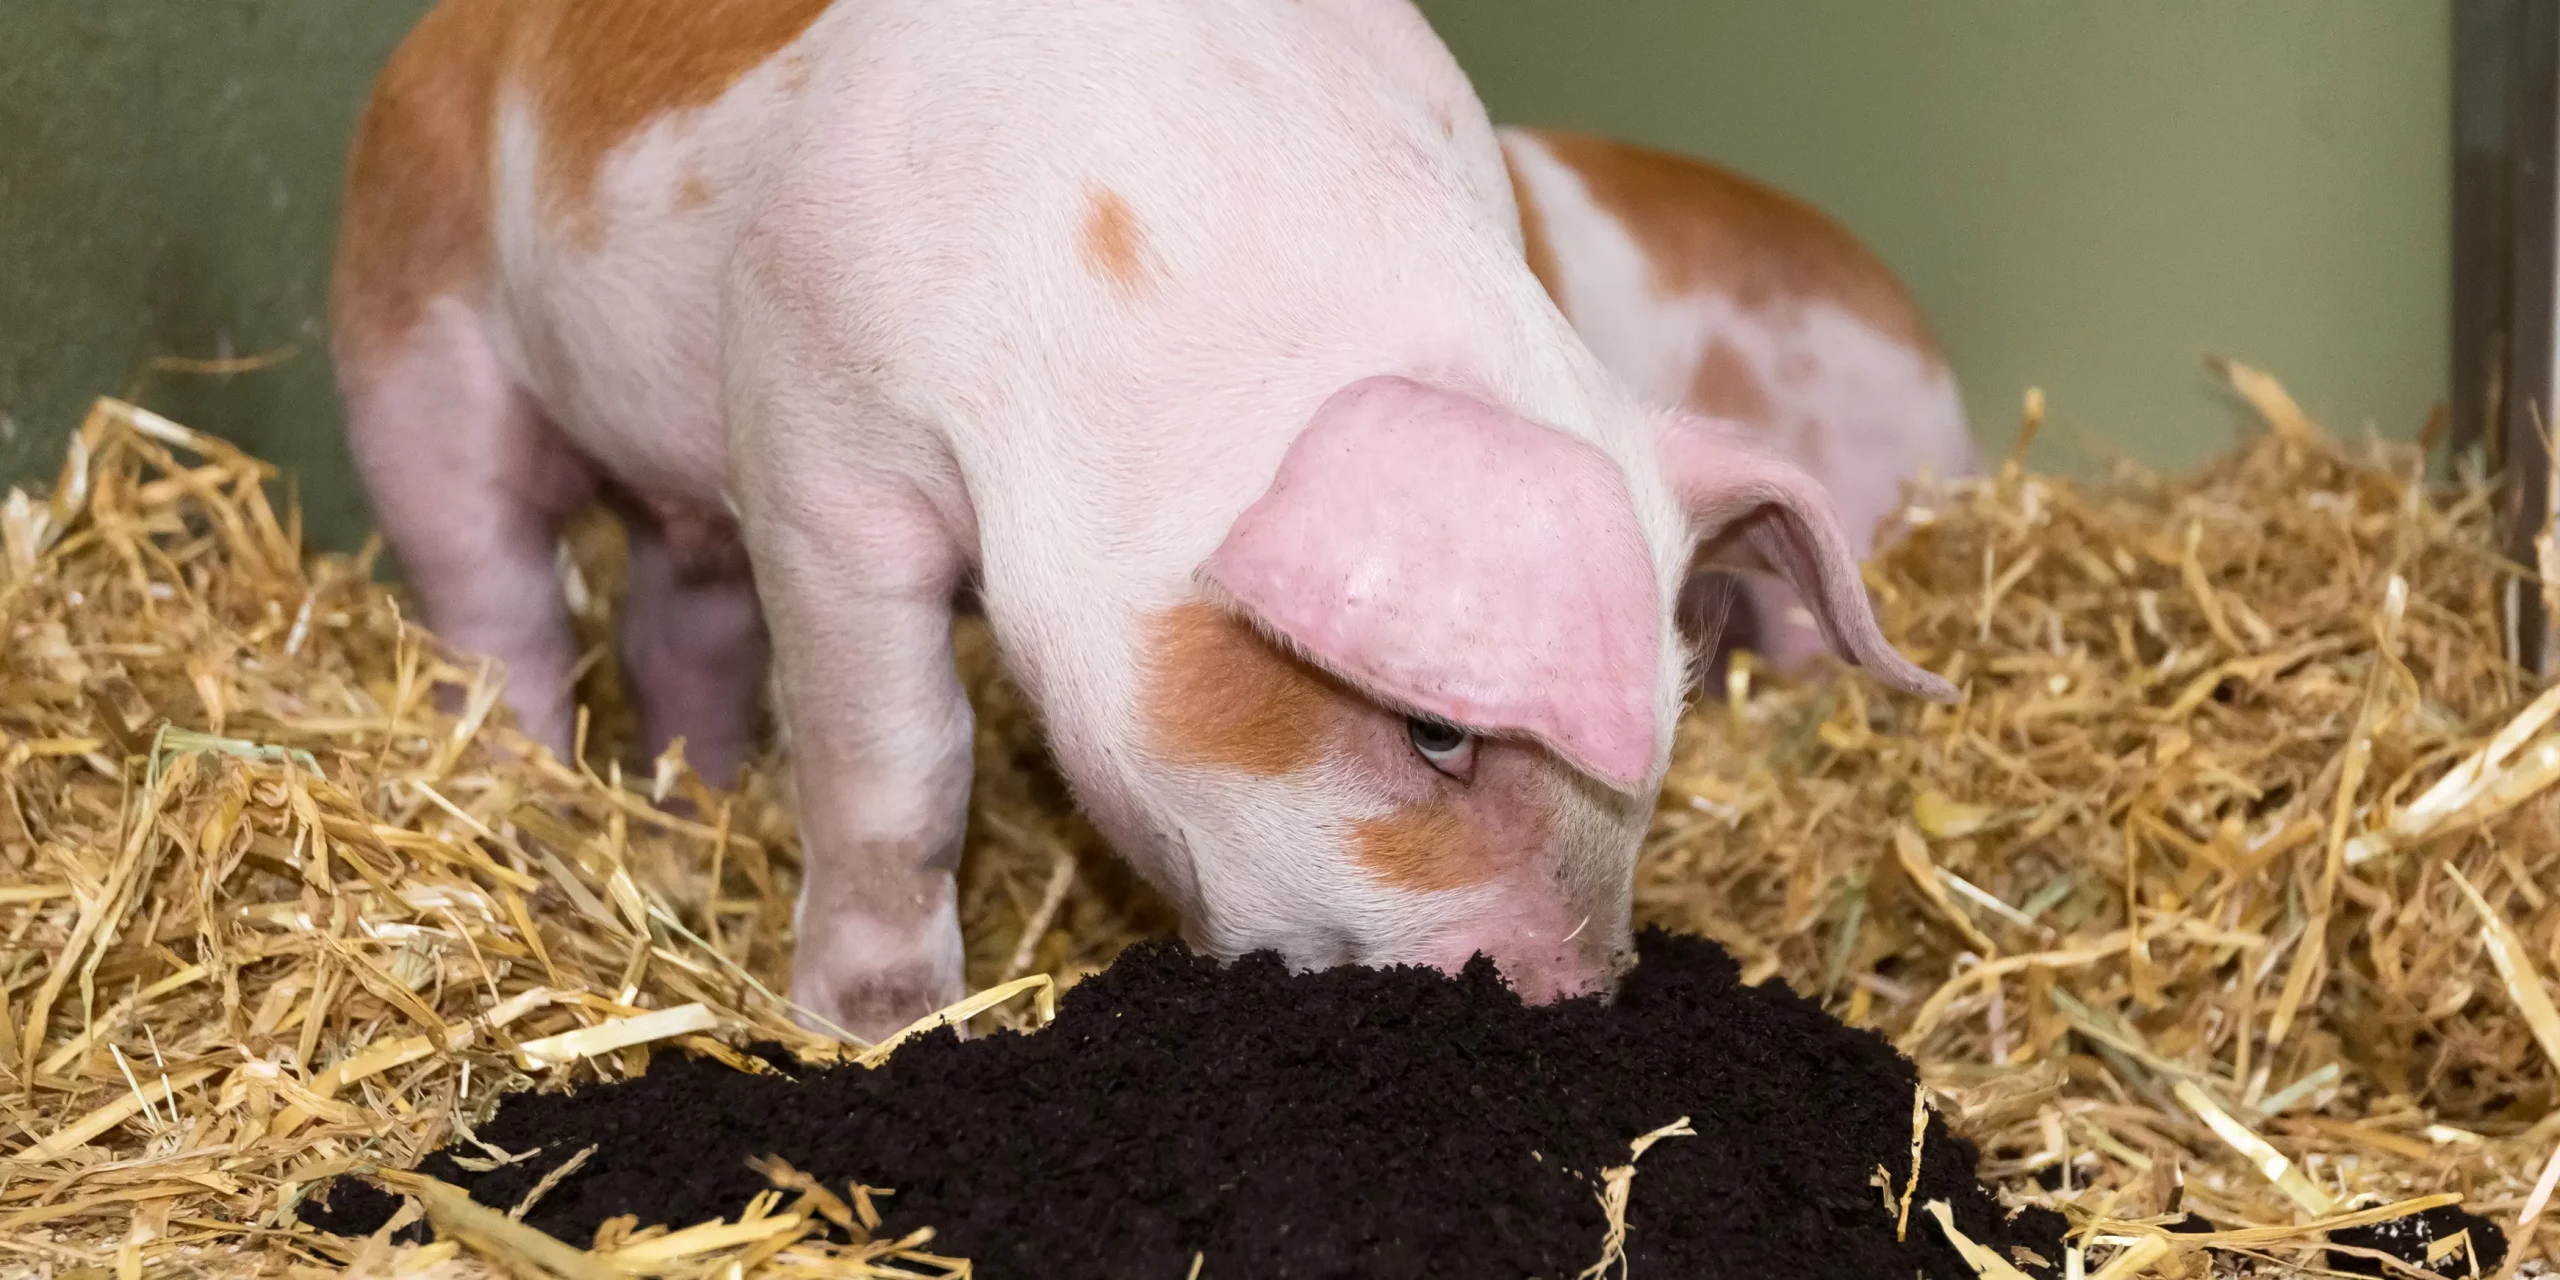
[2327,1203,2508,1277]
[311,929,2061,1278]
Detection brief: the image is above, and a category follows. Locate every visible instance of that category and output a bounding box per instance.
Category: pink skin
[615,520,768,789]
[1659,414,1957,700]
[338,0,1952,1041]
[1170,378,1942,1004]
[1423,890,1601,1003]
[1281,681,1618,1004]
[1494,126,1979,680]
[1203,377,1666,790]
[343,300,595,742]
[344,302,766,786]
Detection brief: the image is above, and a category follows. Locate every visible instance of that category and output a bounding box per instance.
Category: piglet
[333,0,1954,1042]
[1501,128,1980,675]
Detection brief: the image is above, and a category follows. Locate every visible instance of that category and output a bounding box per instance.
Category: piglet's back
[337,0,834,361]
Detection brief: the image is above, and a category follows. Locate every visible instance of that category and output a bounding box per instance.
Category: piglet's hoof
[790,932,968,1046]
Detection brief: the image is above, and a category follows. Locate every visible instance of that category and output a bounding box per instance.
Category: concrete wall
[0,2,2450,550]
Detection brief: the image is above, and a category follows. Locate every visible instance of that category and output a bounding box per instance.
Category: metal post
[2453,0,2517,460]
[2458,0,2560,675]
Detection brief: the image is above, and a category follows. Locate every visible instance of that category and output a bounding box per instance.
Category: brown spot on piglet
[1140,600,1337,776]
[1352,802,1490,892]
[1081,189,1154,293]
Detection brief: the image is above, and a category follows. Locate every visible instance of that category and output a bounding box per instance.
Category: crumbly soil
[308,928,2063,1278]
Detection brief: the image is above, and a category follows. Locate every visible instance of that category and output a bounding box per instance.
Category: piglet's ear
[1658,414,1956,702]
[1201,376,1662,791]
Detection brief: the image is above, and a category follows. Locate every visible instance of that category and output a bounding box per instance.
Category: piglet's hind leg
[619,518,769,789]
[343,300,592,759]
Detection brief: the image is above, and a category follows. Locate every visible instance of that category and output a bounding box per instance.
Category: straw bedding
[1,364,2556,1278]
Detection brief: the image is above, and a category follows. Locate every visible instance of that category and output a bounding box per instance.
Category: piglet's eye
[1405,716,1475,778]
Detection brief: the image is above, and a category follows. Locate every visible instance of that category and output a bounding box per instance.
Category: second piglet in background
[1502,128,1980,677]
[332,0,1954,1041]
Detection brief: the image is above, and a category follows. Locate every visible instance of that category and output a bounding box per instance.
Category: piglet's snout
[1422,915,1629,1005]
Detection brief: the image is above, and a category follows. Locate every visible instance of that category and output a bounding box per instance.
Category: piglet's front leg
[741,470,976,1045]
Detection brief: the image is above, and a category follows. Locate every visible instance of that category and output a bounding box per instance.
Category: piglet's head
[1134,375,1670,1002]
[1129,377,1951,1004]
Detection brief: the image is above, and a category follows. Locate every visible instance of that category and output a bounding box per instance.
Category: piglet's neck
[970,563,1194,896]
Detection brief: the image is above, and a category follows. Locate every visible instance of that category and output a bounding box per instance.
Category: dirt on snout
[308,929,2063,1278]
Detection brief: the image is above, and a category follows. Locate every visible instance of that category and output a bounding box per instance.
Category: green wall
[1420,0,2451,474]
[0,3,2451,551]
[0,0,430,552]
